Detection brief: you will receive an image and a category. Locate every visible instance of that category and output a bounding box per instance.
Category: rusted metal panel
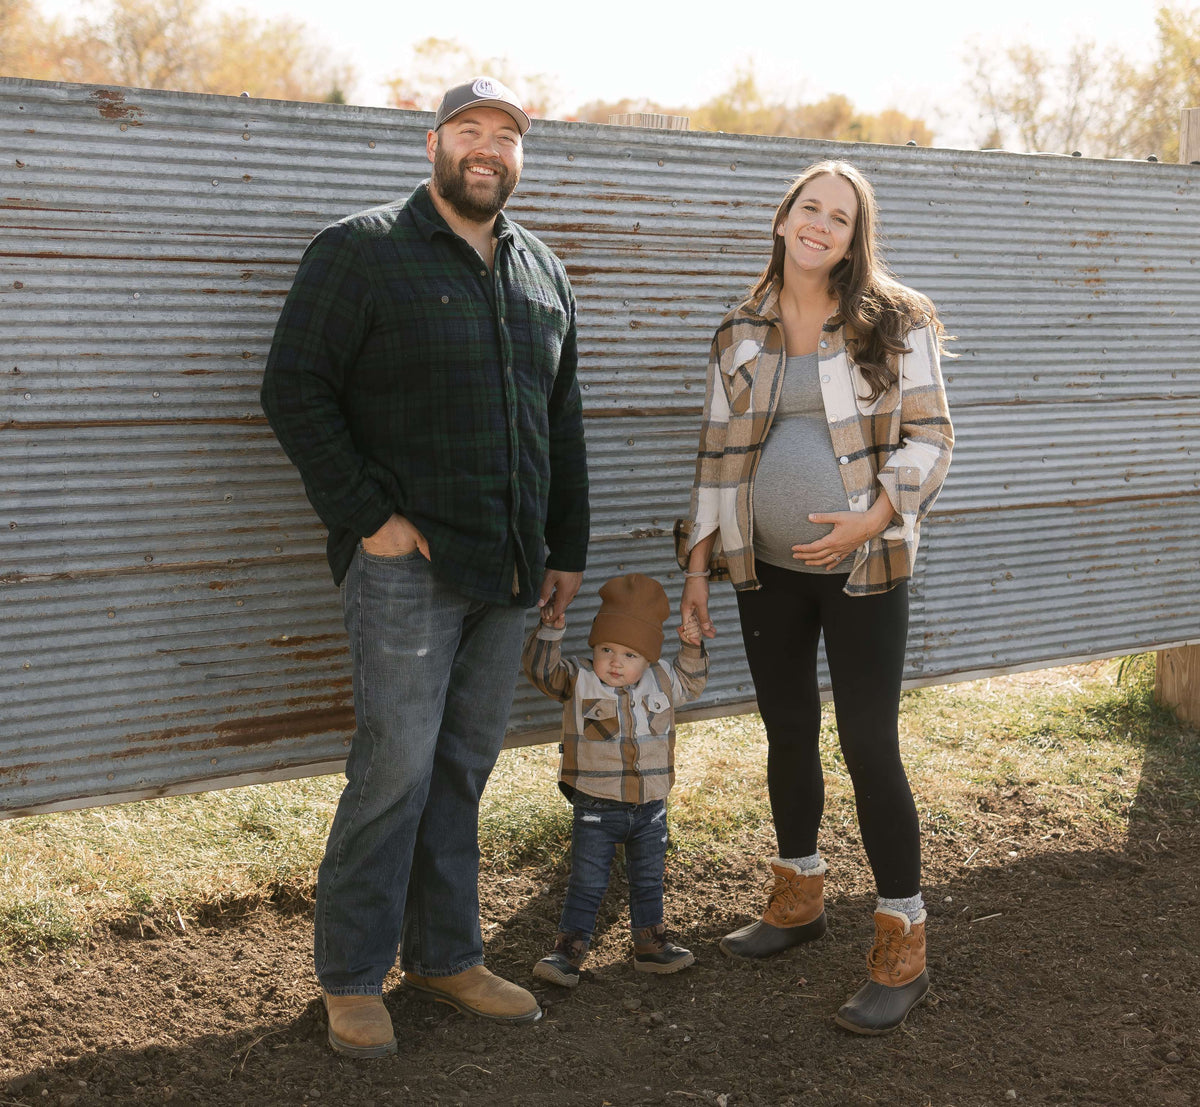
[2,77,1198,817]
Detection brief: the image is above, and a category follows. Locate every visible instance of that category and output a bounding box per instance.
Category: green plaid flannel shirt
[261,183,589,601]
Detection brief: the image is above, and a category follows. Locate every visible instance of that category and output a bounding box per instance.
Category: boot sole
[834,972,930,1035]
[532,961,581,988]
[719,912,827,960]
[403,978,543,1023]
[327,1026,397,1058]
[633,950,695,974]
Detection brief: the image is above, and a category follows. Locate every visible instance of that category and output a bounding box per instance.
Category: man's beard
[432,145,520,223]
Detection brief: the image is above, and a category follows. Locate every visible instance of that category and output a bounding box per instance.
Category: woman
[677,160,953,1035]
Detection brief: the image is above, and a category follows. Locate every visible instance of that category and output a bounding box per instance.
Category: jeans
[314,546,528,994]
[558,793,669,939]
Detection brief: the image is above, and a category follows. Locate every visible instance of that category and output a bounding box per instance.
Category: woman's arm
[679,530,719,640]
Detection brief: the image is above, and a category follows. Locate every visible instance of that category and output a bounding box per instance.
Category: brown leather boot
[403,965,542,1023]
[835,907,930,1035]
[532,932,590,988]
[631,924,694,974]
[719,857,827,959]
[322,991,397,1058]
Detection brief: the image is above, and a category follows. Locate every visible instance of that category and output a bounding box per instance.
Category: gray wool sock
[877,893,924,922]
[781,853,824,875]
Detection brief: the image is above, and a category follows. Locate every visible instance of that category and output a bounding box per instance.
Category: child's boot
[835,907,929,1035]
[532,932,589,988]
[632,924,695,974]
[720,857,827,959]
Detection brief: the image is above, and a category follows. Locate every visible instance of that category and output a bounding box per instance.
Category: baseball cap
[433,77,531,135]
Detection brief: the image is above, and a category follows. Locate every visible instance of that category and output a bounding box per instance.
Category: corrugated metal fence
[2,78,1198,817]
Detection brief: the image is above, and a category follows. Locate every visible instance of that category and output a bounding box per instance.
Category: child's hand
[541,608,566,629]
[678,614,702,645]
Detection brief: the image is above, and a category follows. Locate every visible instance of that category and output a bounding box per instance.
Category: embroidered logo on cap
[472,77,500,98]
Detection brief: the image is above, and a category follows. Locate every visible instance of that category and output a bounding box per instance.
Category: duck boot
[532,932,590,988]
[322,991,397,1058]
[719,857,827,960]
[835,907,930,1035]
[632,924,695,974]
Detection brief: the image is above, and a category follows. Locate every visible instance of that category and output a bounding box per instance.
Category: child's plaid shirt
[522,625,709,804]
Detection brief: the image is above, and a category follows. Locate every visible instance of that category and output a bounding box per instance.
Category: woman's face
[775,173,859,280]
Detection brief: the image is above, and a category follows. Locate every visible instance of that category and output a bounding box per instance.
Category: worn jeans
[314,547,528,994]
[558,793,669,939]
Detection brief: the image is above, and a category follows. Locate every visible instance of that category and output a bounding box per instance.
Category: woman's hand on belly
[792,498,891,570]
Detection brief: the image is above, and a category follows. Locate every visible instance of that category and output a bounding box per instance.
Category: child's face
[592,642,650,688]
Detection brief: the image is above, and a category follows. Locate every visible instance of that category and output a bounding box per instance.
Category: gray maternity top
[752,352,851,573]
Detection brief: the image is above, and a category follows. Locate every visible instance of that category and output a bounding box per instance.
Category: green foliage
[0,899,80,956]
[965,2,1200,157]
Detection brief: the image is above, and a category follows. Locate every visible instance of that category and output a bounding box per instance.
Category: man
[261,77,589,1058]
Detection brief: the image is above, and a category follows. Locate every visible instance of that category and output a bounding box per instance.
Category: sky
[41,0,1165,146]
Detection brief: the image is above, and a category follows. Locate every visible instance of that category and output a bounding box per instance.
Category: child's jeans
[558,793,669,938]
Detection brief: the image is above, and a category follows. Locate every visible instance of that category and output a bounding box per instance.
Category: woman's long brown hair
[750,160,946,400]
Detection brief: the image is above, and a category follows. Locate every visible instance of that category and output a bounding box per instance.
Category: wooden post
[608,112,689,130]
[1155,106,1200,725]
[1181,107,1200,164]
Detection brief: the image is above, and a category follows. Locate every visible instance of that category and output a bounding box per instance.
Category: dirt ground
[3,783,1199,1107]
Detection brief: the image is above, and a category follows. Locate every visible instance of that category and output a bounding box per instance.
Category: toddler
[521,573,708,986]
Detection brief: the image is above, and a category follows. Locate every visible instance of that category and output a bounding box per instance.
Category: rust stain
[269,634,342,648]
[116,703,353,754]
[0,763,36,780]
[286,648,346,662]
[215,706,355,747]
[1,416,269,432]
[90,89,146,125]
[584,406,703,419]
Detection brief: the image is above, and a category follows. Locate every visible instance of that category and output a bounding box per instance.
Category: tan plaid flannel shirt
[677,282,953,596]
[522,625,709,804]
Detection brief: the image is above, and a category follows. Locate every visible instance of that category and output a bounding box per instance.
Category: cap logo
[472,78,500,98]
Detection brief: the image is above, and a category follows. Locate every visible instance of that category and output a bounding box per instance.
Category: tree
[1,0,95,81]
[385,37,559,119]
[0,0,356,103]
[1116,3,1200,160]
[576,67,933,145]
[963,3,1200,159]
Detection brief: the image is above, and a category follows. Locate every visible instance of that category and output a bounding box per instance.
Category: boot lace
[765,873,801,914]
[867,924,906,978]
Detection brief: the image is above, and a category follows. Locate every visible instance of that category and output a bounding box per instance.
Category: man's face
[426,107,524,223]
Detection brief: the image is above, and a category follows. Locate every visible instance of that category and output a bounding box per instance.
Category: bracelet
[684,569,711,578]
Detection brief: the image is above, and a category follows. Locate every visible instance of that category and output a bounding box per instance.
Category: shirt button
[820,340,829,348]
[851,495,860,504]
[821,374,830,383]
[440,295,449,304]
[479,269,486,277]
[839,456,849,465]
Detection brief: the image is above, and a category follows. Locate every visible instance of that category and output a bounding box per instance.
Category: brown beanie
[587,573,671,663]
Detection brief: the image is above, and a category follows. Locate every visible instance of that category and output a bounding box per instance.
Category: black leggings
[736,560,920,898]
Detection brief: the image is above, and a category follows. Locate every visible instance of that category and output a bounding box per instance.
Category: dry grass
[1,656,1195,960]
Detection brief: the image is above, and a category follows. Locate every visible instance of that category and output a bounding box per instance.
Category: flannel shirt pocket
[581,698,619,742]
[643,692,672,736]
